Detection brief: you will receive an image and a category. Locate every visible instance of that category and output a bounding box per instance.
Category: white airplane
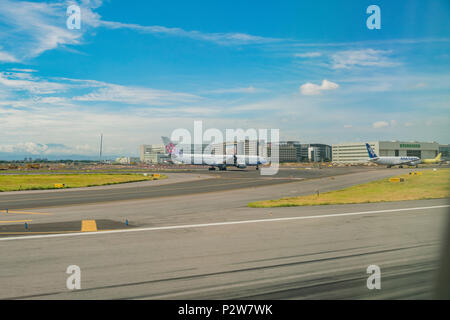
[366,143,421,168]
[162,136,268,171]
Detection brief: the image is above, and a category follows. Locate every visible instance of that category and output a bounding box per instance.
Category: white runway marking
[0,204,448,242]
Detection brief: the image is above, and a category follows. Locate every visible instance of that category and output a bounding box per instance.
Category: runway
[0,167,400,210]
[0,200,447,299]
[0,167,448,299]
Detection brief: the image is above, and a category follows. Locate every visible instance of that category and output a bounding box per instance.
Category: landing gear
[219,166,227,171]
[399,165,403,168]
[208,167,216,171]
[387,165,392,168]
[256,165,259,171]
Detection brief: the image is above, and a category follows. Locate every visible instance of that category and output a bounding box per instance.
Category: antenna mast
[99,133,103,162]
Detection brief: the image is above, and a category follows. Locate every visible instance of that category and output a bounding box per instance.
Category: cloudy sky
[0,0,449,158]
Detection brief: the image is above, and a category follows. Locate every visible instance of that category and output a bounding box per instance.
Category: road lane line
[0,204,448,241]
[0,210,52,215]
[0,220,32,224]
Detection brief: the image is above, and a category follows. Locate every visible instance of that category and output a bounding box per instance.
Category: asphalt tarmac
[0,167,366,210]
[0,167,448,299]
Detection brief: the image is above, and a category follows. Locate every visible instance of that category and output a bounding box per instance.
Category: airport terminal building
[139,144,171,164]
[332,141,440,164]
[439,144,450,161]
[266,141,332,163]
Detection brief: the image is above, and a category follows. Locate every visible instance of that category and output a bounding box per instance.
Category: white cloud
[414,82,428,89]
[98,21,279,46]
[0,0,281,63]
[0,71,71,94]
[1,87,449,156]
[73,83,201,106]
[0,50,19,63]
[372,121,389,129]
[80,0,104,9]
[300,79,339,95]
[290,38,450,48]
[0,71,201,107]
[0,0,448,65]
[0,142,48,155]
[207,86,260,94]
[0,0,88,61]
[10,68,38,73]
[344,124,352,128]
[331,49,399,69]
[0,141,101,156]
[294,52,322,58]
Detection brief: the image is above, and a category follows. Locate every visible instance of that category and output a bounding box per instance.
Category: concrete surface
[0,167,448,299]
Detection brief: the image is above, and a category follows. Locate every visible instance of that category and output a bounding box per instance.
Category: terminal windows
[407,150,421,158]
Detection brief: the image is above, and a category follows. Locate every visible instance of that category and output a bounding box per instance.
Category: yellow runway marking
[0,220,32,224]
[0,210,52,216]
[81,220,97,232]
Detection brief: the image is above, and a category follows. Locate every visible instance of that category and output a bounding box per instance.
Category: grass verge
[0,173,167,192]
[248,169,450,207]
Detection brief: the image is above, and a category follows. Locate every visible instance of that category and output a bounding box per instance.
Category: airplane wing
[400,159,420,165]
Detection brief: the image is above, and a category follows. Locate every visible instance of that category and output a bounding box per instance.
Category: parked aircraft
[162,137,267,170]
[366,143,421,168]
[421,153,442,165]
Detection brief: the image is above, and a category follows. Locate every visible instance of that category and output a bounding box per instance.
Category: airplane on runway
[421,153,442,165]
[162,136,268,171]
[366,143,421,168]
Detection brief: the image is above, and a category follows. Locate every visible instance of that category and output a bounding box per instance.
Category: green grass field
[0,168,190,174]
[0,174,167,192]
[248,169,450,208]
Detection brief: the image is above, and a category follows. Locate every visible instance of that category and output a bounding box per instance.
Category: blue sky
[0,0,449,157]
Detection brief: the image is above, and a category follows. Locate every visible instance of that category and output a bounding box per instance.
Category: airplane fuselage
[171,153,267,168]
[369,156,420,166]
[422,159,438,164]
